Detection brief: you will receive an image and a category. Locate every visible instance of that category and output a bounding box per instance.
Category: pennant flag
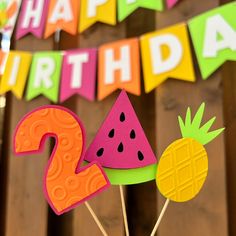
[0,0,22,38]
[0,50,8,75]
[26,52,62,103]
[0,51,32,99]
[188,2,236,79]
[16,0,50,39]
[44,0,79,38]
[98,38,140,100]
[118,0,163,22]
[60,48,97,102]
[79,0,116,32]
[141,23,195,93]
[167,0,179,9]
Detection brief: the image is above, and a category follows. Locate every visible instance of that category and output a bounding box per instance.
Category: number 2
[14,105,110,215]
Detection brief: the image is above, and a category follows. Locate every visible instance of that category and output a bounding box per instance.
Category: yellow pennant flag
[141,23,195,93]
[0,51,32,99]
[79,0,116,32]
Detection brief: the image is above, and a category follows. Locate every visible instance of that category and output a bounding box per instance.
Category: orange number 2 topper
[13,105,110,215]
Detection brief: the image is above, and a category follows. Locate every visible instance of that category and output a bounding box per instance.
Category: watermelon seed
[108,129,115,138]
[97,148,104,157]
[138,151,144,161]
[118,142,124,152]
[130,129,136,139]
[120,112,125,122]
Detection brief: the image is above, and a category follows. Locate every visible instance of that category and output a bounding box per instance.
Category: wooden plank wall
[0,0,233,235]
[72,23,127,236]
[125,9,157,236]
[155,0,228,235]
[220,1,236,235]
[3,37,54,236]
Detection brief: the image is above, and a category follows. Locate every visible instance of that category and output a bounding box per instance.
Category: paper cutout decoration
[141,23,195,93]
[0,51,32,99]
[0,50,8,75]
[26,52,62,103]
[16,0,49,39]
[79,0,116,32]
[85,90,157,185]
[188,2,236,79]
[44,0,79,38]
[118,0,163,22]
[14,106,110,215]
[60,49,97,102]
[0,0,21,38]
[98,38,140,101]
[156,103,224,202]
[167,0,179,9]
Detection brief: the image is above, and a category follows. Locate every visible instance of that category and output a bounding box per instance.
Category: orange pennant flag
[0,50,8,75]
[98,38,140,101]
[44,0,79,38]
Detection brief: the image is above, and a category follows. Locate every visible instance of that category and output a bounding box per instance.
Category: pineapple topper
[151,103,224,236]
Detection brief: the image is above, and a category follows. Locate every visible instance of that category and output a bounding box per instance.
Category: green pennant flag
[26,52,62,103]
[118,0,163,22]
[188,2,236,79]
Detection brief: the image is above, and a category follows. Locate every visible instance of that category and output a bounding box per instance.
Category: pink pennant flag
[60,49,97,102]
[16,0,49,39]
[167,0,179,8]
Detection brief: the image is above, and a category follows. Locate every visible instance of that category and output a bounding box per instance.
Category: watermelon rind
[83,161,157,185]
[104,163,157,185]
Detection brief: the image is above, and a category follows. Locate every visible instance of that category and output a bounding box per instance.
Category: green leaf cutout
[178,103,225,145]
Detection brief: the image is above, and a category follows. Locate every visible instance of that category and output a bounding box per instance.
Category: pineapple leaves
[192,103,205,128]
[178,103,225,145]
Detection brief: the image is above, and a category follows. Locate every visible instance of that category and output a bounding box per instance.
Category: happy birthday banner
[0,0,171,42]
[0,2,235,103]
[0,0,181,42]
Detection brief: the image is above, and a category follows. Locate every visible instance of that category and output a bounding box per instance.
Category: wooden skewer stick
[119,185,130,236]
[150,199,170,236]
[54,29,61,43]
[85,201,108,236]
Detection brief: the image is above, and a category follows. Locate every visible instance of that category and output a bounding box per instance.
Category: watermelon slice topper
[84,90,157,185]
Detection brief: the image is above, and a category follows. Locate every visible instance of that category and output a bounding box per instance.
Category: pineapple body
[156,138,208,202]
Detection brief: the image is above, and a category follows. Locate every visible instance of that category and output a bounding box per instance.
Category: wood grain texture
[72,95,126,236]
[72,23,127,236]
[47,30,79,236]
[155,0,228,235]
[219,0,236,235]
[222,61,236,236]
[125,9,158,236]
[0,95,6,158]
[4,36,54,236]
[0,2,232,236]
[0,94,10,236]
